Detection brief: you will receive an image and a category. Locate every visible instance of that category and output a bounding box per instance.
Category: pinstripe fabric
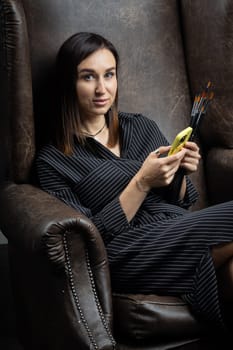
[36,112,233,327]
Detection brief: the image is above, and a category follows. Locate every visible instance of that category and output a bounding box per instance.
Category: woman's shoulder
[118,111,159,129]
[36,143,64,162]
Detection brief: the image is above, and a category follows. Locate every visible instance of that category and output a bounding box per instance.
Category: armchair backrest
[1,1,233,349]
[0,0,192,179]
[181,0,233,149]
[2,0,233,207]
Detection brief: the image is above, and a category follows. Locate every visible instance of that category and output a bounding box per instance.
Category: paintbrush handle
[169,83,214,203]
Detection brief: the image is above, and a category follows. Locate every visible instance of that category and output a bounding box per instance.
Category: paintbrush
[189,82,214,140]
[169,82,214,203]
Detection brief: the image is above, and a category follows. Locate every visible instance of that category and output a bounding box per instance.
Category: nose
[95,77,106,94]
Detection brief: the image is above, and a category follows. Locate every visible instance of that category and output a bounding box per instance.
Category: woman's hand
[120,143,199,222]
[135,146,187,192]
[180,141,201,175]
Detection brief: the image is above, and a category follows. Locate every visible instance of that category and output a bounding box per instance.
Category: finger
[184,141,200,152]
[167,166,180,178]
[153,148,161,156]
[183,153,201,163]
[180,158,199,172]
[152,146,170,157]
[181,154,200,164]
[166,148,186,164]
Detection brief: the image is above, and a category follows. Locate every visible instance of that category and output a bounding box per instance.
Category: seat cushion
[113,293,202,342]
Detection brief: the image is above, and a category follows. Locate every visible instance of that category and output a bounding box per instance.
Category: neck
[81,120,106,137]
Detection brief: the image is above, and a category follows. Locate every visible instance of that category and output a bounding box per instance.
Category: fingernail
[154,149,160,155]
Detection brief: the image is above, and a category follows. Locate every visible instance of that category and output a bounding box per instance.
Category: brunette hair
[54,32,119,155]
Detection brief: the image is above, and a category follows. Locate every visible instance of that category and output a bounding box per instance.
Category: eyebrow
[78,67,116,74]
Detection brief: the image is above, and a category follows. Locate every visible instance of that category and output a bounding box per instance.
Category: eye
[105,71,115,79]
[82,74,95,81]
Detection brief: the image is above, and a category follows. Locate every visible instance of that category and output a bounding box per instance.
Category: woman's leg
[216,257,233,329]
[211,242,233,302]
[108,200,233,326]
[209,230,233,322]
[211,242,233,268]
[216,256,233,300]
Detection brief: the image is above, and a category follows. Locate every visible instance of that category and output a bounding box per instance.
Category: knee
[217,258,233,329]
[217,257,233,302]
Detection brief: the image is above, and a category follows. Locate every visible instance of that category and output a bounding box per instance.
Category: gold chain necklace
[82,121,106,137]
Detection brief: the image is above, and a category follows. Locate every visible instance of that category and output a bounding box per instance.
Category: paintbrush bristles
[191,83,214,116]
[189,82,214,138]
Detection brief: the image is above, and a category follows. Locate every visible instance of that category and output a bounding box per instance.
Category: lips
[93,98,109,106]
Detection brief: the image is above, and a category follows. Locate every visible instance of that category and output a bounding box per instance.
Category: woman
[36,32,233,330]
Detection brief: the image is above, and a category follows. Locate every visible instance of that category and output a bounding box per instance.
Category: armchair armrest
[0,182,116,350]
[205,148,233,204]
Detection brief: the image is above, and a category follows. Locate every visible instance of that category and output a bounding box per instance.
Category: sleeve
[140,115,198,208]
[36,158,129,244]
[177,176,199,209]
[165,172,198,209]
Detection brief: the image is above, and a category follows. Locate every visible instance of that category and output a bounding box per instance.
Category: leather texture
[0,183,115,349]
[181,0,233,148]
[0,0,35,183]
[181,0,233,204]
[112,294,201,341]
[0,0,233,349]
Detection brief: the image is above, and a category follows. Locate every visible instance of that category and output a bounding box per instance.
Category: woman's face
[76,48,117,120]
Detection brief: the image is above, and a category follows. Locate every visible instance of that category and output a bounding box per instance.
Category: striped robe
[36,112,233,328]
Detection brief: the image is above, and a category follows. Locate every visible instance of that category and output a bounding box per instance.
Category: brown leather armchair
[1,0,233,349]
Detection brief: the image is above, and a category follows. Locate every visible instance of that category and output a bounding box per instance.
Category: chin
[94,107,111,115]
